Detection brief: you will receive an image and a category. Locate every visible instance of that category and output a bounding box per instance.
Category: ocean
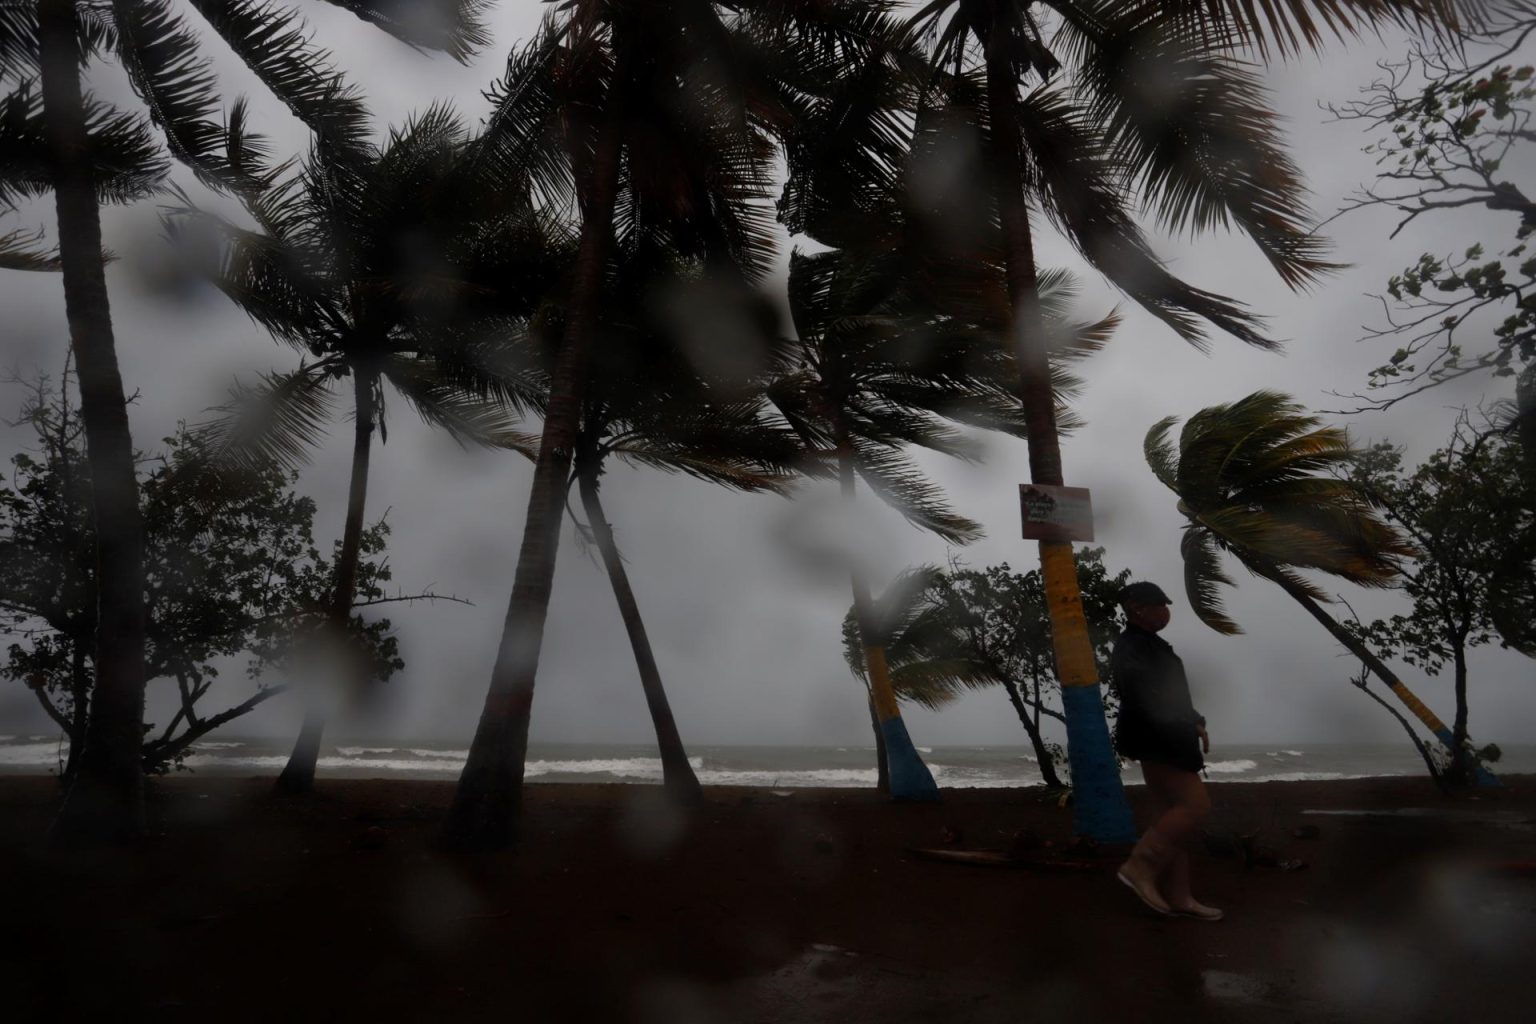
[3,735,1533,786]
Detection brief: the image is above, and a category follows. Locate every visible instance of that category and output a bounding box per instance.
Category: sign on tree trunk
[1019,484,1094,543]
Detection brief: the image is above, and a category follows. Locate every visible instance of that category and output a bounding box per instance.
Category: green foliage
[840,550,1133,778]
[1351,430,1536,666]
[1146,391,1415,634]
[0,374,402,774]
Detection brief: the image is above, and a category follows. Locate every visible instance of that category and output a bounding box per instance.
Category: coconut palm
[1145,389,1496,785]
[446,0,837,849]
[2,0,487,839]
[175,106,555,793]
[903,0,1477,840]
[523,244,802,804]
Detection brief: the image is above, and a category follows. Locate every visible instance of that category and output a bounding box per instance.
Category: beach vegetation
[0,368,406,778]
[1349,424,1535,783]
[1146,389,1499,786]
[840,550,1133,790]
[1,0,487,841]
[169,104,547,794]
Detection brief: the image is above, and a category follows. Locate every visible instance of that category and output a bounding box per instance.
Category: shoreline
[5,774,1534,1022]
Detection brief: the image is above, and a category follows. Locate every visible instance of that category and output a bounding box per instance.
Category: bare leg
[1141,763,1221,920]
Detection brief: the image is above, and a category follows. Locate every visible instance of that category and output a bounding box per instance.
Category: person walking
[1109,582,1223,921]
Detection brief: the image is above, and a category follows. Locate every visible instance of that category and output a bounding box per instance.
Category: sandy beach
[3,774,1534,1023]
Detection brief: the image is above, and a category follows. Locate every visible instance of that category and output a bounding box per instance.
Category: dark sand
[3,774,1535,1023]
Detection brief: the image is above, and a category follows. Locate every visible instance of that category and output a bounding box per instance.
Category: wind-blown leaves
[192,363,340,474]
[315,0,492,63]
[0,84,169,206]
[110,0,249,190]
[186,0,371,154]
[1148,391,1416,633]
[0,223,60,271]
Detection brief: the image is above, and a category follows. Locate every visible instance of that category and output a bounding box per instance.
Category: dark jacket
[1109,624,1205,773]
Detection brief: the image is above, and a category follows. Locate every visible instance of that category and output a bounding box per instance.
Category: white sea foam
[1266,750,1305,758]
[0,742,62,765]
[1204,759,1259,774]
[193,741,244,750]
[336,747,402,757]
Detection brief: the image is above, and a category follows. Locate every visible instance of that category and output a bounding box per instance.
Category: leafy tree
[1,370,409,777]
[1328,5,1536,428]
[446,0,891,850]
[842,549,1132,790]
[173,106,548,794]
[1146,389,1497,785]
[1349,426,1534,782]
[1,0,487,839]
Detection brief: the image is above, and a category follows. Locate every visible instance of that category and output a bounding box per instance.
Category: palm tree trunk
[999,677,1063,789]
[274,369,377,794]
[837,446,938,801]
[1267,572,1496,787]
[443,121,625,851]
[867,693,890,793]
[984,25,1132,841]
[576,466,703,804]
[41,0,149,844]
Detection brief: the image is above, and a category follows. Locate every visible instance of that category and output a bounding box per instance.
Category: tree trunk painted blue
[880,716,939,801]
[1428,725,1499,787]
[1061,684,1137,842]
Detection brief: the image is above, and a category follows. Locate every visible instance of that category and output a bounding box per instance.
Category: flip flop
[1117,870,1172,916]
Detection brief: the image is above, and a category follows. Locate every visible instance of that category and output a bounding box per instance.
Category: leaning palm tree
[444,0,893,849]
[175,106,555,794]
[518,244,802,804]
[1145,389,1496,785]
[2,0,488,839]
[904,0,1477,840]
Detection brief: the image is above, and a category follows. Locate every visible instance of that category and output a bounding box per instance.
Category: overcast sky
[1,2,1532,753]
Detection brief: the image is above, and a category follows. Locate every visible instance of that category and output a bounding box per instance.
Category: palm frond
[0,84,169,206]
[851,439,983,544]
[1144,415,1181,491]
[0,223,59,271]
[1180,526,1242,634]
[191,362,339,474]
[381,354,534,450]
[474,16,579,215]
[187,0,371,154]
[1016,86,1275,351]
[110,0,252,191]
[315,0,492,63]
[1073,12,1340,288]
[1147,0,1481,60]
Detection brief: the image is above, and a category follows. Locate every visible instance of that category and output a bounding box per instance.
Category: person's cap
[1118,581,1172,607]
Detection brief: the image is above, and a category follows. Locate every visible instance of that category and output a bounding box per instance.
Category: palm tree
[770,235,1062,798]
[444,0,831,849]
[176,106,553,793]
[520,245,802,804]
[905,0,1476,840]
[1145,389,1496,785]
[3,0,488,839]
